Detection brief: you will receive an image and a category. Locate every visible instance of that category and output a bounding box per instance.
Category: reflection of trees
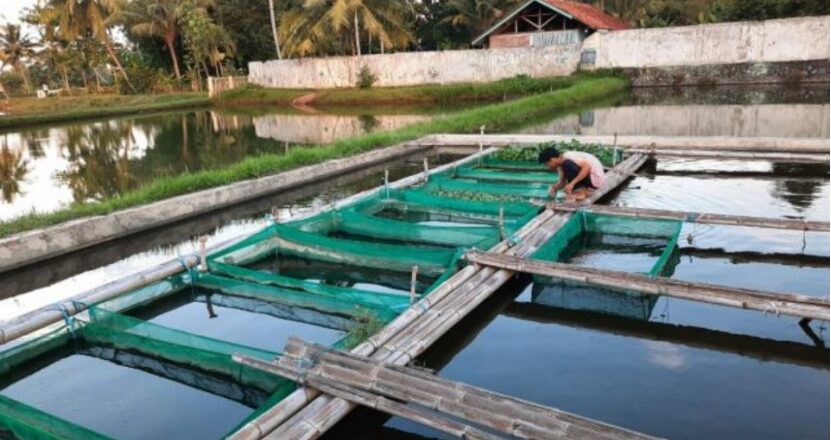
[770,163,827,212]
[54,110,275,202]
[58,121,139,202]
[358,114,379,133]
[0,145,30,203]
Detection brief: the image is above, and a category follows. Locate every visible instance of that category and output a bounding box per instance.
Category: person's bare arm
[549,166,565,197]
[565,161,592,193]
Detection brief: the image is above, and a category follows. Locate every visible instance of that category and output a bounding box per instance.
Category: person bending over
[538,146,605,202]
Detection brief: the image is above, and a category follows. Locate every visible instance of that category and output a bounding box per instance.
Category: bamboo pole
[625,149,829,163]
[275,339,656,439]
[410,266,418,305]
[466,251,829,321]
[546,204,830,232]
[421,134,829,154]
[234,342,657,439]
[233,354,504,440]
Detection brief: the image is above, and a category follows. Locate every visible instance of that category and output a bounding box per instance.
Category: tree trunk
[165,36,182,79]
[62,66,70,91]
[94,69,103,93]
[368,31,372,55]
[103,37,136,93]
[268,0,283,59]
[354,11,361,56]
[16,65,32,93]
[82,71,89,92]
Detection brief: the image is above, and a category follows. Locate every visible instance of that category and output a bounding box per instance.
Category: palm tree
[279,0,413,58]
[40,0,135,91]
[443,0,522,39]
[128,0,183,78]
[0,24,36,93]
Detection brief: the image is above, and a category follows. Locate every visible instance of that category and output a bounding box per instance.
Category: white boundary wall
[248,16,829,89]
[248,44,581,89]
[583,15,829,68]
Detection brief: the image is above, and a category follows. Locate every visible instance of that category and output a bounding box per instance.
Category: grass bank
[0,93,211,130]
[0,75,627,238]
[214,72,613,107]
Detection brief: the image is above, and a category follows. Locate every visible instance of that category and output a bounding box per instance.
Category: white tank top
[563,151,605,188]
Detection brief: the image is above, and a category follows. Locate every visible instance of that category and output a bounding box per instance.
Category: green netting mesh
[477,157,550,172]
[212,222,457,277]
[453,165,559,184]
[0,394,113,440]
[421,175,552,201]
[193,273,407,322]
[532,211,682,277]
[292,210,500,249]
[81,307,284,392]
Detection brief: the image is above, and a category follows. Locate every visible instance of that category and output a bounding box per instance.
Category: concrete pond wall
[247,16,829,89]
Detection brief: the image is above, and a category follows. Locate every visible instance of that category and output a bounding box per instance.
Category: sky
[1,0,32,25]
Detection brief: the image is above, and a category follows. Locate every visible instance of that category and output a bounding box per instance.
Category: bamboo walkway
[544,204,830,232]
[465,251,829,321]
[229,154,649,440]
[235,338,660,440]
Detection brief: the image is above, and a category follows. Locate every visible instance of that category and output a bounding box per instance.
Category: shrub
[356,65,377,89]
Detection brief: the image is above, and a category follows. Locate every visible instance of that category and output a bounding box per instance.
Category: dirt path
[291,92,320,113]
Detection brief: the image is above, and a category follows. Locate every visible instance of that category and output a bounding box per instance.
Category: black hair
[537,147,561,164]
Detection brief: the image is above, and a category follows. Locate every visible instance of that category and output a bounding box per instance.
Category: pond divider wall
[0,142,432,274]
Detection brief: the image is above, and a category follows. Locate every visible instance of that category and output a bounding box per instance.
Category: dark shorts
[563,159,596,190]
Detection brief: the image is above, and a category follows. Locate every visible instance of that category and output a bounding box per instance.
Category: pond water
[127,287,349,353]
[0,107,445,221]
[1,347,256,439]
[335,156,829,440]
[1,84,829,440]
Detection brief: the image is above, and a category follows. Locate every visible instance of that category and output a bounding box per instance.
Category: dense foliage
[0,0,826,96]
[491,139,619,166]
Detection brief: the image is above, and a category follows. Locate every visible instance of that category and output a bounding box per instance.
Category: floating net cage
[1,145,680,438]
[530,211,682,320]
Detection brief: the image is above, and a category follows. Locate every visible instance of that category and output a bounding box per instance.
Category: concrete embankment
[0,143,430,274]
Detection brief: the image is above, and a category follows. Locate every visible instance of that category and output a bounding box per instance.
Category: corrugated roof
[472,0,629,46]
[542,0,629,30]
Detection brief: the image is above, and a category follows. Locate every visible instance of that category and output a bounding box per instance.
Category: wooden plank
[466,251,829,321]
[544,204,830,232]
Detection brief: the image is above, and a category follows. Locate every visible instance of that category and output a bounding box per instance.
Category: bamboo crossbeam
[625,149,830,163]
[416,134,829,154]
[235,354,504,440]
[545,204,830,232]
[466,251,829,321]
[503,302,829,370]
[233,338,658,440]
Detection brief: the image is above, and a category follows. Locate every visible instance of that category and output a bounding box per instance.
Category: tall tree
[279,0,414,58]
[442,0,521,41]
[0,24,36,93]
[40,0,135,91]
[126,0,192,78]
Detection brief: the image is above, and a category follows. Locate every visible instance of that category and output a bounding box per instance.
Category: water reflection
[0,109,434,221]
[523,84,830,138]
[0,144,30,203]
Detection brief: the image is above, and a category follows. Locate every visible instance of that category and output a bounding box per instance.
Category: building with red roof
[472,0,629,48]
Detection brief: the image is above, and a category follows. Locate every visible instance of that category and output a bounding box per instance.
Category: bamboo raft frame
[1,133,828,439]
[234,337,660,440]
[466,251,829,321]
[229,154,650,439]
